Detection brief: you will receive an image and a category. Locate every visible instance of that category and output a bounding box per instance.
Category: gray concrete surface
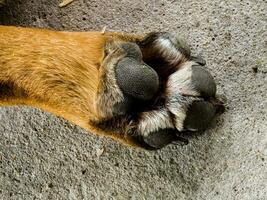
[0,0,266,199]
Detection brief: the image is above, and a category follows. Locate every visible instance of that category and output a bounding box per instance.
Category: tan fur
[1,26,211,148]
[0,26,145,147]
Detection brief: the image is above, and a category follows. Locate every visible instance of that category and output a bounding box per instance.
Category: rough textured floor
[0,0,266,199]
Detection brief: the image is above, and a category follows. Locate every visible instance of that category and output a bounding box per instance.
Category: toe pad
[116,57,159,100]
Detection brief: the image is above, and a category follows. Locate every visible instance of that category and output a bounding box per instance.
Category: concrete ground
[0,0,266,199]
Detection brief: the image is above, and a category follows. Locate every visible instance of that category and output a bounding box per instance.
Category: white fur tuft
[155,38,184,65]
[166,61,200,131]
[137,108,174,137]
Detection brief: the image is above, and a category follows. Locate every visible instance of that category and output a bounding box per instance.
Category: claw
[191,55,206,66]
[172,135,189,146]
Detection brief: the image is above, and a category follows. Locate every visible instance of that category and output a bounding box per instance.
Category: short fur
[0,26,223,149]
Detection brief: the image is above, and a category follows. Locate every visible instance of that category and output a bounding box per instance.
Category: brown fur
[0,26,146,147]
[0,26,222,149]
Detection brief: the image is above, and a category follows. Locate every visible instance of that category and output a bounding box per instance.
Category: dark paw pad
[116,45,159,100]
[143,129,177,149]
[120,42,143,61]
[183,101,216,131]
[134,129,187,150]
[191,65,216,98]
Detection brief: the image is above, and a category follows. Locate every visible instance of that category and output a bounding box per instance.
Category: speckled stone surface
[0,0,266,199]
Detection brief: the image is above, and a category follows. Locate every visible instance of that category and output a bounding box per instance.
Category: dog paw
[166,61,219,131]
